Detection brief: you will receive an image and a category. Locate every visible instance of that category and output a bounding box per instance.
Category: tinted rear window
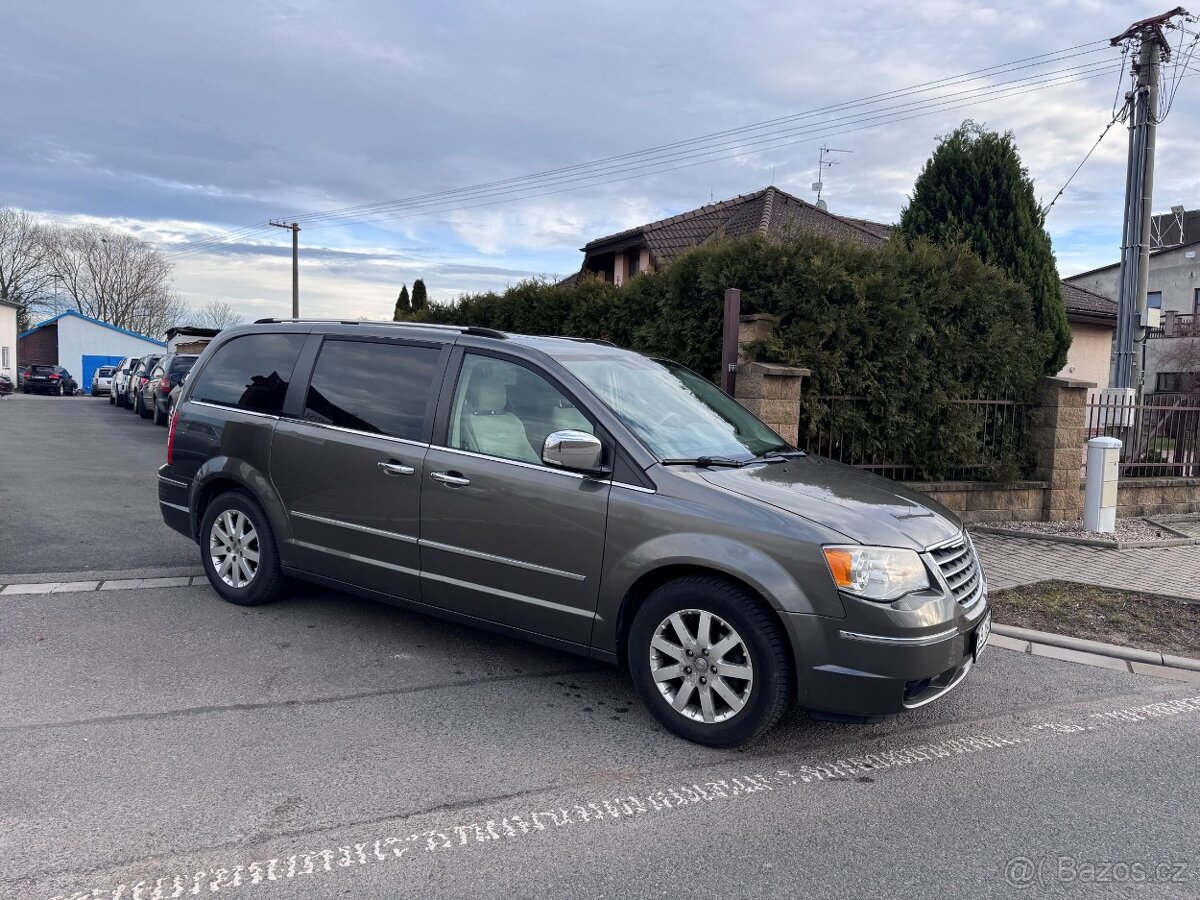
[169,356,198,374]
[302,339,441,441]
[190,333,305,415]
[98,367,115,377]
[30,366,55,374]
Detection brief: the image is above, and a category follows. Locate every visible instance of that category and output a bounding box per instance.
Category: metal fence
[797,395,1032,482]
[1084,393,1200,477]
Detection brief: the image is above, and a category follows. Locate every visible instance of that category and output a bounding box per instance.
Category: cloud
[1,0,1194,301]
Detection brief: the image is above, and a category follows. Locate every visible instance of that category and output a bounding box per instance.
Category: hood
[699,455,961,550]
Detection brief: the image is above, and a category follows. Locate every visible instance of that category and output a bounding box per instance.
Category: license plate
[973,613,991,662]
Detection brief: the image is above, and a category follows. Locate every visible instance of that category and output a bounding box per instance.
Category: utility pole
[269,221,301,317]
[1108,8,1189,399]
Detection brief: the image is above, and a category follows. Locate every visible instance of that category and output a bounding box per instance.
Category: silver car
[90,365,116,397]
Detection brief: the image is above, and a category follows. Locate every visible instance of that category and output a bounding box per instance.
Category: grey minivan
[159,320,989,746]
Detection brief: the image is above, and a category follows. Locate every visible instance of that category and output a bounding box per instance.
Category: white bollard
[1084,437,1122,533]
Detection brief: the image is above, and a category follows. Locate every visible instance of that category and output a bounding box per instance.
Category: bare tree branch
[194,299,245,330]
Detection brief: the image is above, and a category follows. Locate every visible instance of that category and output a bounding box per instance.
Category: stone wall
[908,478,1200,525]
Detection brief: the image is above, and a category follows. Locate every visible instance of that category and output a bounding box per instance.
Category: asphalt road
[2,395,1199,899]
[0,393,196,574]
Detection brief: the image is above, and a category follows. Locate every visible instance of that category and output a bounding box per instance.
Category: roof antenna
[813,146,853,210]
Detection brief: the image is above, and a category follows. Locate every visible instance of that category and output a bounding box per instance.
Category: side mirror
[542,430,605,474]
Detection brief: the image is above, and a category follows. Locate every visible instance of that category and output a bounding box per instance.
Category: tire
[109,392,115,405]
[91,386,98,397]
[137,394,151,418]
[152,398,167,426]
[200,491,287,606]
[56,383,64,397]
[628,576,792,747]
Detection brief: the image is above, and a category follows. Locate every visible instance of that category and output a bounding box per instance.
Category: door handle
[430,471,471,487]
[377,461,415,477]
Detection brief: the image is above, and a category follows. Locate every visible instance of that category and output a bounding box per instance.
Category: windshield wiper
[660,456,746,468]
[758,449,806,460]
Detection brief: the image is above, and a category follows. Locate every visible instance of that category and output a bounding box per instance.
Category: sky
[2,1,1198,324]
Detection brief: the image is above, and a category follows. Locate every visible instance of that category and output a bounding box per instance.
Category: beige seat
[460,378,540,464]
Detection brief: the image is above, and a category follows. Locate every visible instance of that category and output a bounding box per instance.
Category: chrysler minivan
[159,320,989,746]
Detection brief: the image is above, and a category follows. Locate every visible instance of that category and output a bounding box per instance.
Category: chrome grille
[928,535,984,607]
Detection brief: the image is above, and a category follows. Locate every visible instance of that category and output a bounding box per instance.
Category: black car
[138,353,198,425]
[23,365,77,396]
[126,354,162,415]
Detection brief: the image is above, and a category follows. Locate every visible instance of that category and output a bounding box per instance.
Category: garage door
[82,355,125,392]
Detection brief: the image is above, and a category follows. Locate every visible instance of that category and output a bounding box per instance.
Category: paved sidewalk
[974,531,1200,601]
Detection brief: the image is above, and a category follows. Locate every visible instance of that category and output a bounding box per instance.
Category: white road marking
[45,695,1200,900]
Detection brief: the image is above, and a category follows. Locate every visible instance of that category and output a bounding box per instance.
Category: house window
[1194,287,1200,315]
[1,347,8,370]
[627,250,641,277]
[1156,372,1183,393]
[1147,291,1162,309]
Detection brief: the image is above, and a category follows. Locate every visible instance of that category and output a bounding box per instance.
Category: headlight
[822,546,930,602]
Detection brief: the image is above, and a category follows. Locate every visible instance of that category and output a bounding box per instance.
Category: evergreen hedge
[409,233,1048,480]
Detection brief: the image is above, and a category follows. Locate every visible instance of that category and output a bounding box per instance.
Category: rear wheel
[137,394,151,418]
[628,576,792,747]
[200,491,287,606]
[152,398,167,426]
[108,392,115,405]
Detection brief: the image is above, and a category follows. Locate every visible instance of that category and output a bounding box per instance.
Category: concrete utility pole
[269,221,301,317]
[1108,8,1189,399]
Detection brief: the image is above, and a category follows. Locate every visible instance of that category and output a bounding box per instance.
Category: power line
[1041,109,1126,217]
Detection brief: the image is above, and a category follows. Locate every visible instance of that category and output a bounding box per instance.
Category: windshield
[560,353,790,461]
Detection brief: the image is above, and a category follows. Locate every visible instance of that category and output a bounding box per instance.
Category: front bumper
[784,590,989,718]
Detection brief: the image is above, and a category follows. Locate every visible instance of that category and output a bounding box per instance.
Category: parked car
[111,357,137,407]
[138,353,198,425]
[23,365,77,396]
[90,365,116,397]
[126,354,162,415]
[16,365,30,390]
[0,372,12,397]
[159,321,989,747]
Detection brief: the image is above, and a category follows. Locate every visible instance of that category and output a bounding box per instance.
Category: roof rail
[251,318,507,339]
[545,335,618,347]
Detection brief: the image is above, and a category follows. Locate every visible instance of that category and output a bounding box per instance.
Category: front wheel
[628,576,792,747]
[200,491,287,606]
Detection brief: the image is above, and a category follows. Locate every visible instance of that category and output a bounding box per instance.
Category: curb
[974,524,1199,550]
[992,623,1200,674]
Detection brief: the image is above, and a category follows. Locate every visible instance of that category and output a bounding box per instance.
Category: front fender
[594,532,842,655]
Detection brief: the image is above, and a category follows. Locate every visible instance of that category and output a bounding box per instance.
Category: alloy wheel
[208,509,261,589]
[649,609,754,724]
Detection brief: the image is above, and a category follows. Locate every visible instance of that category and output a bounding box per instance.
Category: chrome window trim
[284,416,430,450]
[611,481,656,495]
[420,538,585,581]
[158,499,190,514]
[421,570,595,619]
[188,400,280,421]
[289,510,418,544]
[291,539,420,577]
[157,474,189,489]
[838,627,959,647]
[431,444,591,480]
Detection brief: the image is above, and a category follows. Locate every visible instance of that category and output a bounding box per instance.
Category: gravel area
[995,517,1185,543]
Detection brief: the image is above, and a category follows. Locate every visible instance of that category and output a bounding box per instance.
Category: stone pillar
[1030,376,1095,522]
[734,361,810,445]
[736,313,778,362]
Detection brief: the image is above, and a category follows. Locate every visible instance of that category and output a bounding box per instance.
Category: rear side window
[190,333,305,415]
[169,356,198,375]
[302,339,441,441]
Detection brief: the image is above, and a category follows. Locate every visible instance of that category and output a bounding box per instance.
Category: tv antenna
[812,146,853,208]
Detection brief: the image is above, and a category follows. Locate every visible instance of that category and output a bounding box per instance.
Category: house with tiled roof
[566,186,885,287]
[567,184,1116,394]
